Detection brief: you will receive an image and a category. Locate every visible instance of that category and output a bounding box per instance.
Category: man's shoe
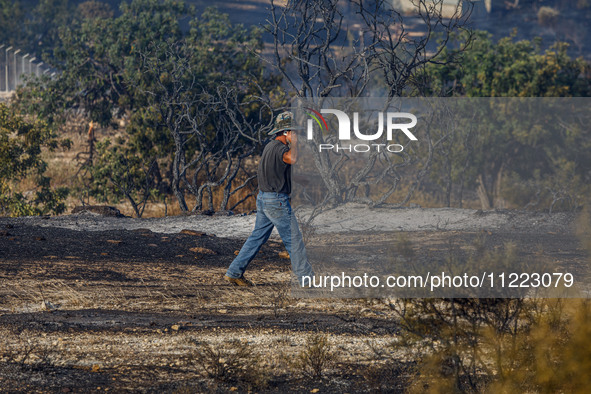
[224,275,255,287]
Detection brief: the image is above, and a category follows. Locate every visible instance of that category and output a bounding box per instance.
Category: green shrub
[0,103,70,216]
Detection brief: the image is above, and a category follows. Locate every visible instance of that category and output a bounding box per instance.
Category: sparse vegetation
[295,333,336,379]
[0,103,71,216]
[191,339,269,390]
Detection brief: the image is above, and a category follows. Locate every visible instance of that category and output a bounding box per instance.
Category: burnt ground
[0,216,589,393]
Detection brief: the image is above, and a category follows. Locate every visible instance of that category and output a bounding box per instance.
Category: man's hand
[282,131,297,164]
[283,149,295,164]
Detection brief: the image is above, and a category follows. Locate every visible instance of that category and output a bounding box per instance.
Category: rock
[189,247,217,255]
[71,205,126,217]
[201,210,215,216]
[213,210,234,216]
[278,251,290,259]
[42,300,60,311]
[180,229,207,237]
[133,228,153,233]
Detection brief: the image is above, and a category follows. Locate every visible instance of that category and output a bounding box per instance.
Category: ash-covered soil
[0,208,588,392]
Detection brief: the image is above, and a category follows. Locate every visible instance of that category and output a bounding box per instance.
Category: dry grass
[293,333,336,379]
[12,120,259,217]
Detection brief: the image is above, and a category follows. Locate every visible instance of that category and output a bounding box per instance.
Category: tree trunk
[492,163,505,209]
[477,174,492,210]
[172,146,188,212]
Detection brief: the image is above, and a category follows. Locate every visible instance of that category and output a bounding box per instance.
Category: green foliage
[76,1,114,20]
[422,32,591,209]
[26,0,74,59]
[0,103,71,216]
[84,137,160,217]
[0,0,25,48]
[0,0,85,59]
[46,0,191,125]
[187,7,264,88]
[426,30,591,98]
[15,1,274,214]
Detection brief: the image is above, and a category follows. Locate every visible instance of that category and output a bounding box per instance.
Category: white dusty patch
[1,204,576,239]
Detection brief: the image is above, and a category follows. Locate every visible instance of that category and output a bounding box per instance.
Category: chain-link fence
[0,44,54,100]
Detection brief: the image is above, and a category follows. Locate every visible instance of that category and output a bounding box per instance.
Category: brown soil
[0,217,588,392]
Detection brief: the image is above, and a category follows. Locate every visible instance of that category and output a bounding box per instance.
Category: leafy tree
[15,1,276,214]
[76,0,115,20]
[86,137,160,217]
[0,0,25,48]
[423,31,591,209]
[0,103,71,216]
[25,0,73,59]
[44,0,190,126]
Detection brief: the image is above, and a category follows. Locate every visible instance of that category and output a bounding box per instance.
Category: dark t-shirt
[258,139,291,194]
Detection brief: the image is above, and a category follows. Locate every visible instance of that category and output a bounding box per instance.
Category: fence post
[13,49,21,91]
[29,57,36,79]
[0,45,5,92]
[5,47,12,92]
[22,53,29,86]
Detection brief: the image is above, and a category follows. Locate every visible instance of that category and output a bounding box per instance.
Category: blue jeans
[226,191,314,284]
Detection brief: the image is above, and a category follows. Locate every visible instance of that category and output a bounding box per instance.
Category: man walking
[224,111,314,286]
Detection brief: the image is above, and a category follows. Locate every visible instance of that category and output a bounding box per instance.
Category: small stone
[190,247,216,255]
[180,229,206,236]
[42,300,60,311]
